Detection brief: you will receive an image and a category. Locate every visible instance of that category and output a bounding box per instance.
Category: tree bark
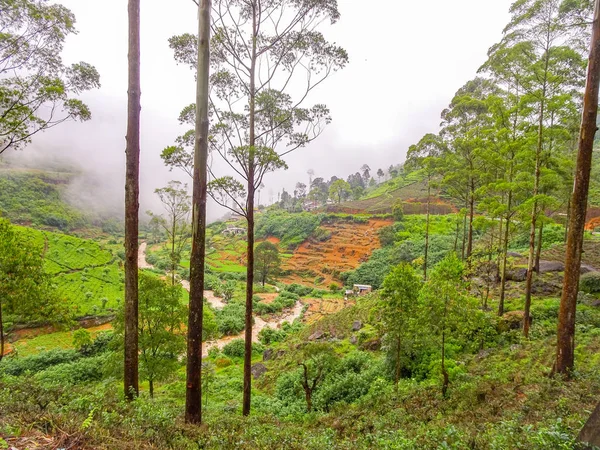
[557,0,600,377]
[149,378,154,398]
[499,210,512,316]
[524,29,551,338]
[466,180,475,265]
[124,0,141,401]
[185,0,211,425]
[535,222,544,274]
[242,3,258,417]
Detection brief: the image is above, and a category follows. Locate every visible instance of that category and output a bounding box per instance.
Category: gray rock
[531,279,561,295]
[506,268,527,282]
[350,335,358,345]
[251,363,267,379]
[263,348,273,361]
[581,264,597,274]
[352,320,363,331]
[507,252,523,258]
[538,261,565,273]
[308,330,324,341]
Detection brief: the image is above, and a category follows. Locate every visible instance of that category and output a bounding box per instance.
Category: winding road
[138,242,303,357]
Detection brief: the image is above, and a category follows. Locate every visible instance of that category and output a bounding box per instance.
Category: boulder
[499,311,531,331]
[262,348,273,361]
[578,401,600,448]
[506,268,527,282]
[507,252,523,258]
[349,335,358,345]
[359,338,381,351]
[538,261,565,273]
[308,330,324,341]
[352,320,363,331]
[581,264,597,274]
[531,279,561,295]
[251,363,267,379]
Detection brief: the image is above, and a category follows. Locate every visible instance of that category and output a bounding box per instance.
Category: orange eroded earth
[281,218,392,286]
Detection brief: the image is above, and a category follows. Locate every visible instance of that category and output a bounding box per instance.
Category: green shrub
[215,303,246,335]
[580,272,600,294]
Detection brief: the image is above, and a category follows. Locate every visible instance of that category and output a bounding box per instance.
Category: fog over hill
[3,0,512,222]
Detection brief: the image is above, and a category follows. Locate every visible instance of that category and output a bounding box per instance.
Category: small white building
[353,284,372,296]
[223,227,246,236]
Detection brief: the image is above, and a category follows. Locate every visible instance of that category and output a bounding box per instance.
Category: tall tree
[380,263,422,387]
[254,241,280,286]
[124,0,141,401]
[556,0,600,376]
[0,0,100,154]
[406,133,445,280]
[165,1,347,415]
[147,181,191,285]
[185,0,211,425]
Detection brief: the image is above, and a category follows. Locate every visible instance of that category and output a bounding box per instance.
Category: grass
[12,325,112,357]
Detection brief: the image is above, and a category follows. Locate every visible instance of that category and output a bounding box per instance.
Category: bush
[215,302,246,335]
[0,349,81,376]
[222,339,246,358]
[313,227,332,242]
[286,284,312,297]
[580,272,600,294]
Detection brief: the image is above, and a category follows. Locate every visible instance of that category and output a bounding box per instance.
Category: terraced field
[15,226,123,316]
[325,180,455,215]
[280,218,392,286]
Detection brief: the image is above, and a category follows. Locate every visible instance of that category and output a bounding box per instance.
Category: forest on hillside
[3,0,600,448]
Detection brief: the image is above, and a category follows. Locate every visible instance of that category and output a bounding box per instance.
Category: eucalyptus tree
[0,0,100,154]
[165,0,347,415]
[147,181,191,285]
[440,78,497,265]
[185,0,211,425]
[478,44,533,315]
[495,0,588,336]
[124,0,141,402]
[557,0,600,377]
[406,133,445,280]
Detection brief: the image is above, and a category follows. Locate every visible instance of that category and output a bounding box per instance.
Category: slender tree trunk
[499,212,512,316]
[149,379,154,398]
[441,330,449,397]
[454,220,459,253]
[524,34,550,338]
[185,0,211,424]
[535,222,544,274]
[124,0,141,401]
[557,0,600,377]
[462,203,468,260]
[424,179,431,281]
[394,336,402,388]
[305,388,312,412]
[171,220,176,285]
[466,181,475,267]
[0,300,4,363]
[496,216,503,282]
[565,197,571,243]
[243,5,258,417]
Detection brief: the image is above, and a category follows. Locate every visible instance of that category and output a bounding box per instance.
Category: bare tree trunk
[243,4,258,417]
[441,330,449,397]
[564,197,571,244]
[149,378,154,398]
[524,34,550,338]
[535,222,544,274]
[424,179,431,281]
[171,220,177,285]
[124,0,141,401]
[0,300,4,363]
[499,213,511,316]
[557,0,600,377]
[185,0,211,425]
[467,181,475,266]
[394,336,402,388]
[462,203,468,260]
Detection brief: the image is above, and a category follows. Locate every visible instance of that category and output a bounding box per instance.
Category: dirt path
[202,300,304,357]
[137,241,303,357]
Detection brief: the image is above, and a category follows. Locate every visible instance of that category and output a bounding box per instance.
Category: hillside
[280,217,392,286]
[326,177,455,215]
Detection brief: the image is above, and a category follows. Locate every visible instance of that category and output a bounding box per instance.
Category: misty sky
[15,0,513,220]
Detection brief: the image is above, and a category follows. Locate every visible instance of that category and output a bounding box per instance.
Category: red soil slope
[281,218,392,286]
